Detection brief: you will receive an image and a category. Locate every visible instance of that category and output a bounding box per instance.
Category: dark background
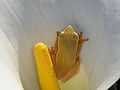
[108,79,120,90]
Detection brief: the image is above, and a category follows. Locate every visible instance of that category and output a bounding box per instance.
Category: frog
[49,25,89,82]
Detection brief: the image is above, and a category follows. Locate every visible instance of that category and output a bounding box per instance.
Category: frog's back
[56,26,79,73]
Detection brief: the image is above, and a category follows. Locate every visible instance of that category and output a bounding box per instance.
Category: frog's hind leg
[76,32,89,57]
[49,47,59,77]
[61,56,80,82]
[48,31,61,79]
[49,46,63,80]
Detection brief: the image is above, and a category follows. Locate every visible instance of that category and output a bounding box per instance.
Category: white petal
[0,29,23,90]
[0,0,120,90]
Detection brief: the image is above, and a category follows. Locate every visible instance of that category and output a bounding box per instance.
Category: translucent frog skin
[49,25,89,82]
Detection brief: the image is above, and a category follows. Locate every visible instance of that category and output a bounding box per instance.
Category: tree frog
[49,25,89,82]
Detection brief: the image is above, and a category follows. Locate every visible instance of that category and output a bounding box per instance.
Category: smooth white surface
[0,0,120,90]
[0,29,23,90]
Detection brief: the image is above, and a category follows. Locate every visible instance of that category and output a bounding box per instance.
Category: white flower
[0,0,120,90]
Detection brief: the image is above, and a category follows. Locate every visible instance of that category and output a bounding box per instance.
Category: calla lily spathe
[0,0,120,90]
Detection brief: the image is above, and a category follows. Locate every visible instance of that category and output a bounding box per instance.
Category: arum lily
[0,0,120,90]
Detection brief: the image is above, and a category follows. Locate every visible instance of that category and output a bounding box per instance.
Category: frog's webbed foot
[79,32,89,43]
[49,47,55,55]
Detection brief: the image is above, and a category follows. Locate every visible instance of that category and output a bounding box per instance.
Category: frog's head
[59,25,79,39]
[64,25,75,33]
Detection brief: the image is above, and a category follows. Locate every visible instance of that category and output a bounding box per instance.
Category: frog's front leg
[76,32,89,57]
